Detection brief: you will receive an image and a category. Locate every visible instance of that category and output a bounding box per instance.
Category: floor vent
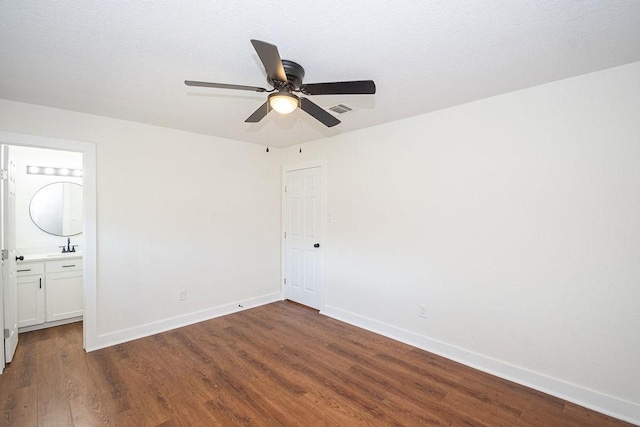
[327,103,354,115]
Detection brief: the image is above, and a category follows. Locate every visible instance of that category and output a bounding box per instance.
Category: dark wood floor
[0,301,631,426]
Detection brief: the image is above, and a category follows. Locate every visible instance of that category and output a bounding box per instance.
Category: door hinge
[284,185,287,193]
[284,278,287,285]
[0,169,7,180]
[1,249,7,261]
[284,232,287,239]
[3,328,9,339]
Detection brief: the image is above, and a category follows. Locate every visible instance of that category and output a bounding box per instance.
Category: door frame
[281,161,327,310]
[0,131,96,354]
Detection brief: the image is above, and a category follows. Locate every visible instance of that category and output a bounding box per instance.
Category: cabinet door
[46,271,83,322]
[17,275,45,328]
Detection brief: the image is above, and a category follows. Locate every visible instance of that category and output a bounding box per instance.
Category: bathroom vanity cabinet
[16,262,45,328]
[17,255,83,331]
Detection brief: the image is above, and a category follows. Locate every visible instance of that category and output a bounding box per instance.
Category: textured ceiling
[1,1,640,147]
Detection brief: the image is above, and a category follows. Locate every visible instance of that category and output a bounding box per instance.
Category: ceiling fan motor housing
[269,59,305,90]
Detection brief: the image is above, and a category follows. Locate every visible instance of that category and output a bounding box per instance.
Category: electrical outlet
[419,304,427,319]
[179,289,187,301]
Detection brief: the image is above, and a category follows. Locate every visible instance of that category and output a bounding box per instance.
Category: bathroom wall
[11,145,83,255]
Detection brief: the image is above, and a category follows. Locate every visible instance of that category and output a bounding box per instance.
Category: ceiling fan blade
[185,80,268,92]
[300,80,376,95]
[245,101,271,123]
[300,98,340,127]
[250,39,287,83]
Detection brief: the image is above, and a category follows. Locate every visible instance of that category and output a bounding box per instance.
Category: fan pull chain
[299,146,302,153]
[266,146,269,153]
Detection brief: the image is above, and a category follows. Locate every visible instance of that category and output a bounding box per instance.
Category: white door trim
[0,131,96,352]
[282,161,327,310]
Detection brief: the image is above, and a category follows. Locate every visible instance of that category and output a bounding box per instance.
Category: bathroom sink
[17,252,84,261]
[46,251,83,258]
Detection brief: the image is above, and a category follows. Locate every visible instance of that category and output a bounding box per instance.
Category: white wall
[283,61,640,422]
[0,100,283,345]
[12,145,84,254]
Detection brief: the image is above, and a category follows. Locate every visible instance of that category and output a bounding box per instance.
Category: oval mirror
[29,182,83,236]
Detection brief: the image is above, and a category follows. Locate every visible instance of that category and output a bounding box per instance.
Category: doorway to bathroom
[0,131,96,374]
[3,144,83,365]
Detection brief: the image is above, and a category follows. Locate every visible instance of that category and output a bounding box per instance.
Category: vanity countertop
[20,252,84,262]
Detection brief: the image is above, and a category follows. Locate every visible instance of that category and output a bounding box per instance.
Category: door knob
[314,243,320,248]
[16,255,24,261]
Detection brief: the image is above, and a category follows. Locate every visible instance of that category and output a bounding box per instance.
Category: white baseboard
[87,292,283,352]
[320,305,640,425]
[19,316,82,333]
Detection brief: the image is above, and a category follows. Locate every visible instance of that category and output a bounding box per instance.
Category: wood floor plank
[562,402,629,427]
[0,301,633,426]
[68,390,113,426]
[1,384,38,426]
[36,336,74,426]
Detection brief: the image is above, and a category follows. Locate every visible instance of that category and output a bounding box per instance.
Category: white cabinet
[17,262,45,328]
[16,256,83,331]
[46,259,83,322]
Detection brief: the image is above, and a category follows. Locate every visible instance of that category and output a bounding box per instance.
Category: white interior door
[284,166,324,309]
[1,145,18,363]
[0,226,3,372]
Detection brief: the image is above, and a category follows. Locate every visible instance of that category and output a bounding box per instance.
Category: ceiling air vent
[327,103,355,115]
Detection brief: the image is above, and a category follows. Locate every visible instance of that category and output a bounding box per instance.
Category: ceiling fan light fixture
[269,92,299,115]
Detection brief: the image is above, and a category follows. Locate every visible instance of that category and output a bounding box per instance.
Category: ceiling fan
[185,40,376,127]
